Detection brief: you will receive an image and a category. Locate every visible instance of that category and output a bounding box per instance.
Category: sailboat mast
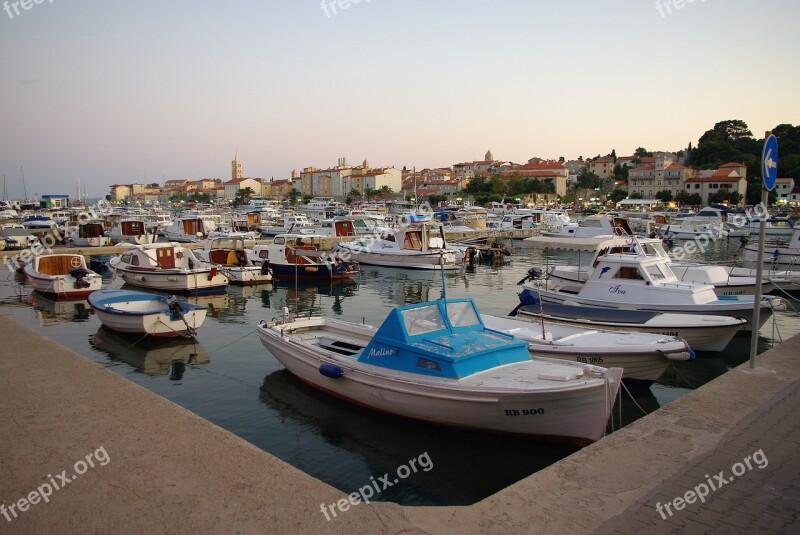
[413,167,417,206]
[2,175,7,202]
[21,166,27,200]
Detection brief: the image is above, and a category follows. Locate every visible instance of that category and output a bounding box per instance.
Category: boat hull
[92,307,206,336]
[258,325,621,445]
[519,286,782,332]
[23,266,103,300]
[113,267,229,295]
[512,304,744,352]
[481,315,691,385]
[335,249,458,270]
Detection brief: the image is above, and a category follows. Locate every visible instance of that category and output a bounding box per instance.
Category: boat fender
[319,364,344,379]
[208,266,218,281]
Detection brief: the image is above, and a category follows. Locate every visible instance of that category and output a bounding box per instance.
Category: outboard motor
[69,267,93,289]
[516,266,543,285]
[260,260,272,276]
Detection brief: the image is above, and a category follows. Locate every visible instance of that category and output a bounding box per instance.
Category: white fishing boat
[247,234,358,282]
[206,217,260,240]
[508,302,744,353]
[298,216,390,237]
[108,242,229,295]
[542,237,772,296]
[194,238,273,285]
[67,221,111,247]
[335,224,459,270]
[163,216,217,243]
[540,214,633,238]
[0,225,39,250]
[747,217,795,238]
[259,213,314,236]
[23,253,103,299]
[743,227,800,271]
[108,219,157,245]
[480,314,692,385]
[88,289,207,337]
[257,297,623,445]
[518,240,786,331]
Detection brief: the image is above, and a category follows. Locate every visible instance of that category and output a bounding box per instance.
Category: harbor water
[1,236,798,506]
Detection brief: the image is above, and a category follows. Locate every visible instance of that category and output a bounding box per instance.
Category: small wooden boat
[257,297,623,445]
[88,289,207,337]
[23,254,103,299]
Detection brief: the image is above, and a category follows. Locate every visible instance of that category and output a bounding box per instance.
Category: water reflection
[90,326,209,378]
[272,280,358,316]
[259,369,574,505]
[28,291,92,326]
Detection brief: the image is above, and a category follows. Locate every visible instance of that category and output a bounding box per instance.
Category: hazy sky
[1,0,798,198]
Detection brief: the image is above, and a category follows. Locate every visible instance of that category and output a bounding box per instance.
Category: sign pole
[750,132,779,368]
[748,186,768,368]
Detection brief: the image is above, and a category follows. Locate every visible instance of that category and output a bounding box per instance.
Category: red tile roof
[685,175,742,184]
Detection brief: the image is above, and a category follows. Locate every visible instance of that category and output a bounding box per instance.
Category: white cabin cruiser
[335,224,459,270]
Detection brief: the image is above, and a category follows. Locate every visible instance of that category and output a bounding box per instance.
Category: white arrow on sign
[765,148,778,174]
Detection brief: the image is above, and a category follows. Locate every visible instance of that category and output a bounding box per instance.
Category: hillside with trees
[688,120,800,204]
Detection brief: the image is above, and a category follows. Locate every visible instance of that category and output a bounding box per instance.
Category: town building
[232,151,243,180]
[627,154,694,200]
[683,162,747,206]
[588,157,614,179]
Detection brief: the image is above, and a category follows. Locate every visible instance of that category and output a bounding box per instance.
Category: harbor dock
[0,313,797,534]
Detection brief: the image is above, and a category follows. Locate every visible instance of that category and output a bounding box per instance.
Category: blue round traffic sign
[762,134,779,191]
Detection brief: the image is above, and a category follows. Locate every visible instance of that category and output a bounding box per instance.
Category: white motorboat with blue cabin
[88,289,207,337]
[257,297,623,445]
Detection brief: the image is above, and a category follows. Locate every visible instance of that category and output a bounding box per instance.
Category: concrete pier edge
[1,313,798,534]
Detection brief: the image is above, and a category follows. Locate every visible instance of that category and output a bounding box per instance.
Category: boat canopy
[358,298,530,379]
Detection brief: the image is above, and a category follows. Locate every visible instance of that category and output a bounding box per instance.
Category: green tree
[377,185,393,203]
[287,189,300,205]
[655,189,673,203]
[608,187,628,204]
[428,194,445,206]
[232,187,255,207]
[698,120,753,145]
[576,168,601,190]
[363,187,376,201]
[685,193,703,206]
[348,188,361,201]
[613,163,629,182]
[629,191,644,200]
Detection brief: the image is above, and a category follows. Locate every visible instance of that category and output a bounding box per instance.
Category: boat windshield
[446,301,480,328]
[403,304,446,336]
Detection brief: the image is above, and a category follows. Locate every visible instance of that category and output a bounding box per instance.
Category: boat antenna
[439,249,447,301]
